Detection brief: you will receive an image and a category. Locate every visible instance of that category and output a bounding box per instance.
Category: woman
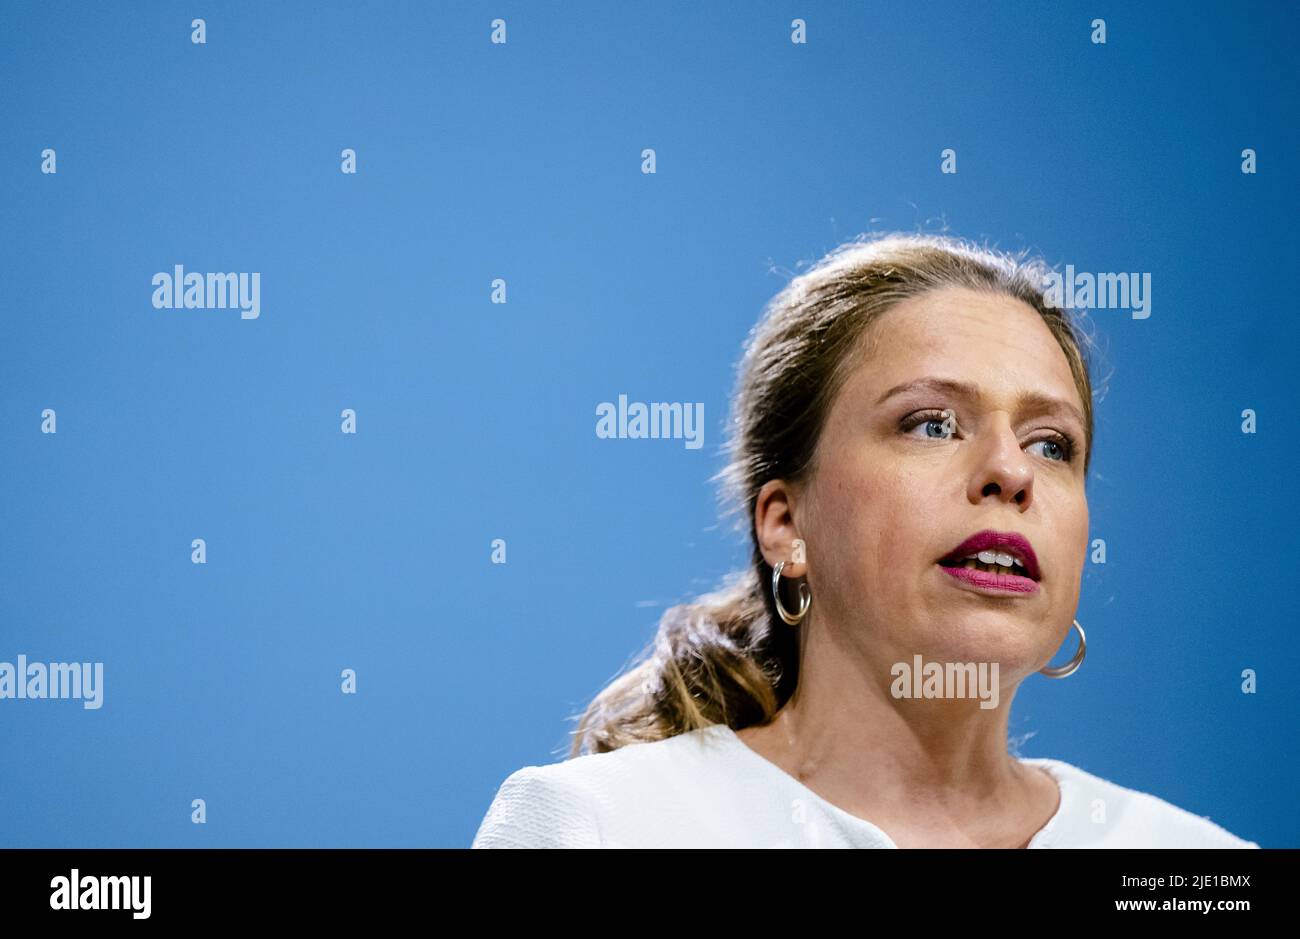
[472,233,1259,849]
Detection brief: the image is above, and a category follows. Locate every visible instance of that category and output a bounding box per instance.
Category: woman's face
[774,285,1090,677]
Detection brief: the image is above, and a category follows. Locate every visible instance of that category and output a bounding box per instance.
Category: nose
[967,413,1034,508]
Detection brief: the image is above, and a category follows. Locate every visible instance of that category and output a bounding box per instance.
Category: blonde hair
[568,232,1098,756]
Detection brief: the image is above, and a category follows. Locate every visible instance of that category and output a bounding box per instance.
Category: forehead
[846,286,1083,410]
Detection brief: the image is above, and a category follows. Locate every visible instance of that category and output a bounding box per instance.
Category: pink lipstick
[937,529,1041,595]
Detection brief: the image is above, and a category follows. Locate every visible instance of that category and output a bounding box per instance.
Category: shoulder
[470,761,601,848]
[472,727,730,848]
[1032,757,1259,848]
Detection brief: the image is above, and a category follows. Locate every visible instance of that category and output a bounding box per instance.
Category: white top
[472,723,1259,848]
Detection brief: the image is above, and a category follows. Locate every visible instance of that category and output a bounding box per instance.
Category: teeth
[963,549,1025,570]
[961,559,1020,575]
[944,545,1033,578]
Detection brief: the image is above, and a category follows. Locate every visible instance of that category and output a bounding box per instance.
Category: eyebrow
[875,377,1087,432]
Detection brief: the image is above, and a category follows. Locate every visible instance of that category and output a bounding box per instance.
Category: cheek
[812,466,931,589]
[1059,486,1090,548]
[1043,489,1090,584]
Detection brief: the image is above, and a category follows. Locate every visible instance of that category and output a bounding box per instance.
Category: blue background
[1,0,1294,847]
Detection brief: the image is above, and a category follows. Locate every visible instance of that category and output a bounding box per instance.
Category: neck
[736,625,1049,840]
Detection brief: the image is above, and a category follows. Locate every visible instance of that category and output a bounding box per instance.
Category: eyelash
[900,409,1077,464]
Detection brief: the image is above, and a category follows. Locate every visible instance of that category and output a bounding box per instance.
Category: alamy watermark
[595,393,704,449]
[0,654,103,709]
[151,264,261,319]
[50,869,150,919]
[890,655,999,709]
[1042,265,1150,319]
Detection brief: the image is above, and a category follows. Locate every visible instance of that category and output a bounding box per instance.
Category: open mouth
[935,530,1042,592]
[936,556,1040,594]
[938,554,1033,579]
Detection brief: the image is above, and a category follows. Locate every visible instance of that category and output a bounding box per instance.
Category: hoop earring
[1040,619,1086,678]
[771,560,811,625]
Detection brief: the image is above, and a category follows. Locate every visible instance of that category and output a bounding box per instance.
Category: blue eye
[922,418,953,439]
[902,411,958,440]
[902,412,1078,464]
[1030,436,1074,463]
